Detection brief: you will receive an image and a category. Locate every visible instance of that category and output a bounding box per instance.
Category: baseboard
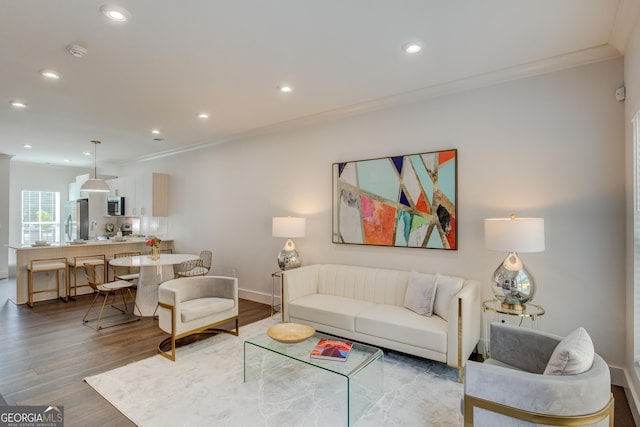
[623,366,640,425]
[238,288,272,306]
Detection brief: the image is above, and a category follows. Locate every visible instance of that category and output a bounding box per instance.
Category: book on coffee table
[310,338,353,361]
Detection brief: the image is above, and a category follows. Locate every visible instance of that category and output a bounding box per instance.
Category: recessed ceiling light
[23,144,32,149]
[100,5,130,22]
[64,159,71,163]
[198,113,209,120]
[83,151,92,156]
[40,69,61,80]
[402,42,423,54]
[151,129,161,135]
[10,100,27,109]
[278,85,293,93]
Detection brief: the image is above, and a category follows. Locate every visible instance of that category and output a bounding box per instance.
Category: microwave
[107,197,125,216]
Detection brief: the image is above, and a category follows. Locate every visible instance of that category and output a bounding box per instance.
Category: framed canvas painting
[332,149,457,250]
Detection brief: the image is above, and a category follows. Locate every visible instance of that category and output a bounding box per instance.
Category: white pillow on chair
[543,327,595,375]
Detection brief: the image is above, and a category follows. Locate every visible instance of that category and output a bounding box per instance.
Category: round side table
[482,299,545,358]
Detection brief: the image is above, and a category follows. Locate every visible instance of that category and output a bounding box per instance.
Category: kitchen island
[7,238,175,305]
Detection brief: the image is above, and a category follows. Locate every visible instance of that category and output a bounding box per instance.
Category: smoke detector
[66,44,88,58]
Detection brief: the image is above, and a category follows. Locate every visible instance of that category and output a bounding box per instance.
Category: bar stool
[27,257,69,307]
[68,254,106,300]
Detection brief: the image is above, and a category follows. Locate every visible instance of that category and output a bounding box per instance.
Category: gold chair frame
[69,254,106,300]
[27,257,69,307]
[82,263,141,331]
[157,300,238,361]
[112,251,141,283]
[463,393,614,426]
[175,250,212,278]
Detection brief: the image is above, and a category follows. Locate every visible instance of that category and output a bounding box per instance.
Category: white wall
[0,155,12,278]
[116,59,626,366]
[624,13,640,420]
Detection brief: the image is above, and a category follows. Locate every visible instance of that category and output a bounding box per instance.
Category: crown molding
[609,0,640,54]
[132,44,622,163]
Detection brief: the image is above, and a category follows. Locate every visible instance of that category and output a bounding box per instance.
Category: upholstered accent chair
[157,276,239,361]
[463,322,614,426]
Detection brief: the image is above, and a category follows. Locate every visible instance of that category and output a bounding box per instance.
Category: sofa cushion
[181,297,234,323]
[288,294,376,331]
[355,303,448,352]
[403,271,438,316]
[433,273,464,321]
[543,327,594,375]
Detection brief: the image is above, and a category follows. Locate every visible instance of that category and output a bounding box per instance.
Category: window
[21,190,61,245]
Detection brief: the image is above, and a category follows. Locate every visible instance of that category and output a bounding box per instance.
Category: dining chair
[112,251,141,285]
[82,263,140,330]
[175,250,212,278]
[68,254,106,300]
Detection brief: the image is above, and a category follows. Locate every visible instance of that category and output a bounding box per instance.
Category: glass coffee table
[244,330,384,426]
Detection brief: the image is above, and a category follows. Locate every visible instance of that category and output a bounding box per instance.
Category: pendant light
[80,140,110,193]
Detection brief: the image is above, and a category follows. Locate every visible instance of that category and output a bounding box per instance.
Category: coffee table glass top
[245,330,382,377]
[244,330,384,426]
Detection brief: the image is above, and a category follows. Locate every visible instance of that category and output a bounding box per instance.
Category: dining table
[109,253,199,316]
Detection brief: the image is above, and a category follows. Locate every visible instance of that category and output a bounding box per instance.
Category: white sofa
[282,264,481,380]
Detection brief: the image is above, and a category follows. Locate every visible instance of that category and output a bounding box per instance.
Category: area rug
[84,317,463,426]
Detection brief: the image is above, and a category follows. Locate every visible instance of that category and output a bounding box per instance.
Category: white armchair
[463,322,614,426]
[158,276,239,361]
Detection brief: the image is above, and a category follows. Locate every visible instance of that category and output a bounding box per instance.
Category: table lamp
[272,217,306,270]
[484,214,545,310]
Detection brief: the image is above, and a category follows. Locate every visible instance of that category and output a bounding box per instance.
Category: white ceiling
[1,0,638,167]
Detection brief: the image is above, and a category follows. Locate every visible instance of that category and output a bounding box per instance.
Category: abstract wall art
[332,149,457,250]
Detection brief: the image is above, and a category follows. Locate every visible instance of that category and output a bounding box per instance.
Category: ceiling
[1,0,638,168]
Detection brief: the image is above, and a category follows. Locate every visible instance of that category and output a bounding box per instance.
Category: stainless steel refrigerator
[63,198,89,242]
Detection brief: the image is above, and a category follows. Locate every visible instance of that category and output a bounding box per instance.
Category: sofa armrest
[282,265,320,321]
[490,322,560,374]
[446,279,481,370]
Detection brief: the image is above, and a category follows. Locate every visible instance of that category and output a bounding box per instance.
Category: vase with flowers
[146,236,162,260]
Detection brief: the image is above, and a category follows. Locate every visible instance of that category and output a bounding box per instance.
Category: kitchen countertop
[8,237,173,250]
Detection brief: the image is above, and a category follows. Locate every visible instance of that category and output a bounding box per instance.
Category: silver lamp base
[491,252,535,311]
[277,248,302,270]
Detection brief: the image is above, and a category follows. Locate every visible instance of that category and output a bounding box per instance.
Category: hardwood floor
[0,279,635,426]
[0,279,271,426]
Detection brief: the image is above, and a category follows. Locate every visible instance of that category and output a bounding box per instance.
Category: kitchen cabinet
[106,177,136,216]
[137,172,169,217]
[69,174,90,201]
[106,173,168,217]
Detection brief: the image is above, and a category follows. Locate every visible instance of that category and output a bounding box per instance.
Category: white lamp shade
[80,178,110,193]
[484,217,545,253]
[272,217,306,238]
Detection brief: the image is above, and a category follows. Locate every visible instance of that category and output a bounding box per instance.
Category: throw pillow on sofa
[543,326,594,375]
[433,273,464,321]
[403,270,438,316]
